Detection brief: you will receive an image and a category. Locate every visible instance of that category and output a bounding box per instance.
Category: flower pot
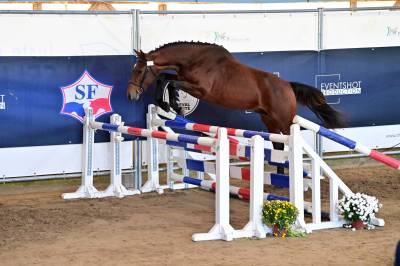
[352,220,364,230]
[273,224,287,238]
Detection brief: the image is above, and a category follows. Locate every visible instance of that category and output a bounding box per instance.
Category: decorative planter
[352,220,364,230]
[273,224,288,238]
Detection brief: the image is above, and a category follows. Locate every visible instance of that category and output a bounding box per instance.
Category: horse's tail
[290,82,346,128]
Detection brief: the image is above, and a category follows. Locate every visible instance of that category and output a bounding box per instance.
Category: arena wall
[0,8,399,178]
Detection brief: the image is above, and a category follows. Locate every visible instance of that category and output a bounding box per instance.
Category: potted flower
[262,200,299,238]
[337,193,382,230]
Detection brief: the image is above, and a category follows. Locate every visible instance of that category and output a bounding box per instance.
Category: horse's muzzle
[127,91,140,101]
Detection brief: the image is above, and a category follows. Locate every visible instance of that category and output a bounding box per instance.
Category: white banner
[301,124,400,152]
[323,10,400,49]
[1,10,398,56]
[140,12,318,52]
[0,142,133,178]
[0,14,133,56]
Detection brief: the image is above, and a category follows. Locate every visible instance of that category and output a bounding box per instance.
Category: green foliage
[262,200,299,231]
[287,228,307,238]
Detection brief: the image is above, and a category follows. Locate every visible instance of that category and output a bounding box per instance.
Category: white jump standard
[63,105,387,241]
[62,109,140,199]
[147,105,386,233]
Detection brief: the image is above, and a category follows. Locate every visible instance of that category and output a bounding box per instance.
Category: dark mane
[149,41,226,54]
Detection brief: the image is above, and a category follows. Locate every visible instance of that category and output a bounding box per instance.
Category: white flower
[337,192,382,222]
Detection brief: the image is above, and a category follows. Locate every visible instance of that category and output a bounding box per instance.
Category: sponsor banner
[324,10,400,49]
[0,55,152,148]
[140,12,318,53]
[1,47,399,148]
[60,71,113,122]
[315,74,363,104]
[163,87,199,116]
[0,14,133,56]
[319,47,400,126]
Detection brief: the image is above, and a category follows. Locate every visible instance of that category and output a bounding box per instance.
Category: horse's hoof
[177,109,184,116]
[159,102,170,112]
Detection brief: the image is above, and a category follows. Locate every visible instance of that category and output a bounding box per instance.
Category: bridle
[128,62,157,97]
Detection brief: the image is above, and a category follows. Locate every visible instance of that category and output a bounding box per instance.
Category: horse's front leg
[170,80,206,99]
[154,77,171,112]
[166,81,183,115]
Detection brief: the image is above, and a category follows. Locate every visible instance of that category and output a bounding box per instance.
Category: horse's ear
[133,49,140,57]
[139,50,151,61]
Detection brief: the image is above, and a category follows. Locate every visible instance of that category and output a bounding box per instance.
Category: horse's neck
[153,46,205,69]
[152,45,231,94]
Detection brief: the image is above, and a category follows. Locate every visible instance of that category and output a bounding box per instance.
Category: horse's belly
[203,92,257,111]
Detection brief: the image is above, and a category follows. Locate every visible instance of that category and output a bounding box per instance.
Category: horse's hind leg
[272,142,285,174]
[260,114,289,175]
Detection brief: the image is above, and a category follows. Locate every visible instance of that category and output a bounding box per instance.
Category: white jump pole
[192,128,235,241]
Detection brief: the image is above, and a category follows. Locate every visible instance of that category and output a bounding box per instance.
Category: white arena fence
[0,7,399,182]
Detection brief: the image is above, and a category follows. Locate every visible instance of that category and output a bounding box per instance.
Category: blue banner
[0,56,153,148]
[1,47,399,148]
[319,47,400,126]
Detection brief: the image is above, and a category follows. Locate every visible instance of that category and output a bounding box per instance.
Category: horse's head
[127,50,158,101]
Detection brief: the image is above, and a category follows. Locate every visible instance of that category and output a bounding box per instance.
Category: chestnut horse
[127,42,344,172]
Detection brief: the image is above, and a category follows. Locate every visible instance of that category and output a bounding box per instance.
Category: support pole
[330,178,339,222]
[192,128,234,241]
[183,150,190,189]
[132,9,142,191]
[167,145,174,189]
[236,135,267,238]
[62,107,98,199]
[132,9,140,51]
[141,105,163,194]
[316,7,324,164]
[289,123,306,229]
[311,156,322,225]
[100,114,140,198]
[134,140,142,190]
